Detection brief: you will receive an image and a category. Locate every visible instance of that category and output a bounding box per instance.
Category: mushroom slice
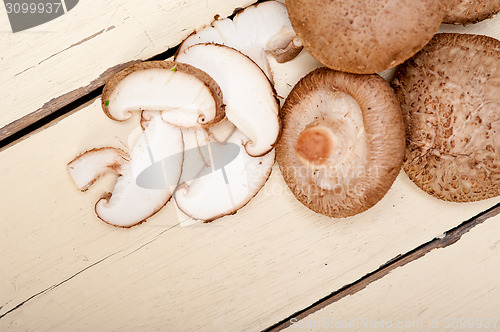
[391,33,500,202]
[140,110,157,130]
[178,128,211,184]
[67,147,129,192]
[95,115,183,227]
[276,68,405,218]
[205,118,237,143]
[178,1,302,79]
[443,0,500,25]
[101,61,224,128]
[286,0,445,74]
[176,43,280,157]
[174,129,275,222]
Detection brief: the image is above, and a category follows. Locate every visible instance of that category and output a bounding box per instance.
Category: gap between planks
[0,47,177,152]
[263,202,500,332]
[0,3,256,147]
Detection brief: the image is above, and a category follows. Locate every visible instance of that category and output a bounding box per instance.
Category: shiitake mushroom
[286,0,446,74]
[392,33,500,202]
[277,68,405,217]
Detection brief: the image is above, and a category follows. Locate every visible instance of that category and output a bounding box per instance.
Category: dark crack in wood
[263,202,500,332]
[38,27,111,65]
[0,60,139,148]
[0,251,121,320]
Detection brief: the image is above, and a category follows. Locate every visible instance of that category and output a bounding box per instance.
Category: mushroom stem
[295,124,335,168]
[277,68,405,218]
[266,36,304,63]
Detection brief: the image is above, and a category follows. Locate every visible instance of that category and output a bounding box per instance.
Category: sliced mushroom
[140,110,157,130]
[178,128,211,185]
[101,61,224,128]
[176,43,280,157]
[286,0,445,74]
[443,0,500,25]
[391,33,500,202]
[205,117,237,143]
[178,1,302,79]
[276,68,405,218]
[266,35,303,64]
[95,115,183,227]
[67,147,129,192]
[174,129,275,221]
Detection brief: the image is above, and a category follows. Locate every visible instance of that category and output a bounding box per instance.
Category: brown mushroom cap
[391,33,500,202]
[286,0,445,74]
[443,0,500,25]
[101,61,225,127]
[276,68,405,218]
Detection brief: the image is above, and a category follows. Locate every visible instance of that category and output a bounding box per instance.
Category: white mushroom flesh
[174,129,275,221]
[179,128,211,184]
[176,43,280,157]
[67,148,129,192]
[106,68,217,127]
[179,1,300,79]
[95,115,183,227]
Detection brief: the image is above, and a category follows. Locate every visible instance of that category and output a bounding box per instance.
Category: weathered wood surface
[0,3,499,331]
[0,0,256,141]
[281,210,500,332]
[0,89,498,331]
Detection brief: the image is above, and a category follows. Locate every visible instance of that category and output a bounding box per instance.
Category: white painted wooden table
[0,1,499,331]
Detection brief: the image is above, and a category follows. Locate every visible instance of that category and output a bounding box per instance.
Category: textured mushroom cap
[286,0,445,74]
[277,68,405,218]
[391,33,500,202]
[101,61,224,127]
[443,0,500,24]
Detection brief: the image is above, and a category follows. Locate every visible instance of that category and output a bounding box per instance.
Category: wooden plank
[268,204,500,331]
[280,211,500,332]
[0,0,256,140]
[1,11,499,332]
[0,88,498,331]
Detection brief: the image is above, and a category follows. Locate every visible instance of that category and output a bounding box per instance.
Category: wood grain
[280,211,500,332]
[0,86,497,331]
[0,0,256,141]
[268,204,500,331]
[0,7,499,332]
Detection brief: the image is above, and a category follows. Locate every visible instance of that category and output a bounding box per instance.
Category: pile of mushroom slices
[67,1,303,227]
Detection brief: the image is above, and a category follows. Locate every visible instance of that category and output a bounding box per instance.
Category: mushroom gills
[178,1,302,79]
[293,91,368,191]
[174,129,275,221]
[102,61,224,128]
[67,147,130,192]
[276,68,405,218]
[176,43,280,157]
[95,115,183,227]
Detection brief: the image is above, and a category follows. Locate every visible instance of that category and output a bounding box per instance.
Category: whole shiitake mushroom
[392,33,500,202]
[443,0,500,25]
[286,0,446,74]
[277,68,405,218]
